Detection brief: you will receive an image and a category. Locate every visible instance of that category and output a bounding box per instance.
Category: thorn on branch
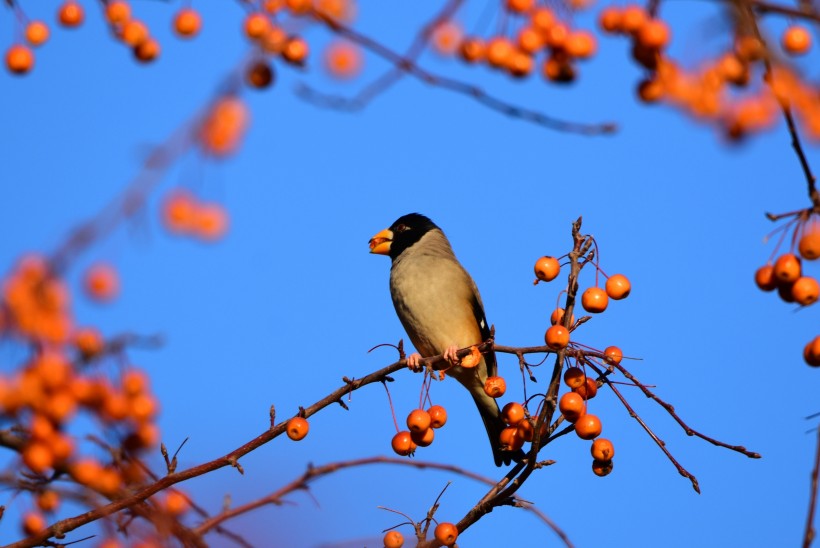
[269,405,276,429]
[228,457,244,475]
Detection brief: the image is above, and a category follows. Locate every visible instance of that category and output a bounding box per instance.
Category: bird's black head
[369,213,440,261]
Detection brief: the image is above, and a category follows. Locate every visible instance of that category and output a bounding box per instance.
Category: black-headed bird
[369,213,520,466]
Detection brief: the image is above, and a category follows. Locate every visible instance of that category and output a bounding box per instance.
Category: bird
[369,213,520,466]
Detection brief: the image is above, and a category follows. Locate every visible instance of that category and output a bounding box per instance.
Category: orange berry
[174,8,202,38]
[74,327,104,360]
[598,7,622,33]
[71,458,103,485]
[47,433,74,462]
[604,346,623,365]
[486,37,514,68]
[324,41,362,79]
[22,511,46,535]
[286,417,309,440]
[591,438,615,461]
[573,377,598,400]
[128,393,158,422]
[164,491,189,516]
[543,23,569,49]
[106,1,131,24]
[23,442,54,473]
[501,402,526,425]
[592,458,614,476]
[431,22,462,55]
[83,263,119,302]
[246,60,275,89]
[782,25,812,55]
[754,264,777,291]
[25,21,50,47]
[545,325,570,350]
[637,78,664,103]
[121,19,149,47]
[427,405,447,428]
[484,376,506,398]
[563,366,586,388]
[406,409,432,433]
[134,38,160,63]
[506,0,534,13]
[499,425,525,450]
[559,392,585,422]
[134,422,159,448]
[244,13,271,40]
[36,490,60,512]
[605,274,631,299]
[261,26,288,53]
[458,37,485,63]
[792,276,819,306]
[6,44,34,74]
[804,336,820,367]
[575,413,602,439]
[282,37,309,65]
[460,345,482,368]
[543,55,575,84]
[383,531,405,548]
[193,203,229,241]
[799,228,820,260]
[550,307,574,326]
[411,427,435,447]
[507,50,534,78]
[517,418,534,441]
[735,35,764,61]
[122,369,148,397]
[581,287,609,313]
[162,190,197,233]
[531,8,555,33]
[434,522,459,547]
[391,431,416,456]
[565,31,597,59]
[620,5,647,34]
[58,1,84,27]
[638,19,671,49]
[517,27,544,54]
[534,256,561,282]
[773,253,802,284]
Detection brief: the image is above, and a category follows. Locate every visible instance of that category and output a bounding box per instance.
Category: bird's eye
[395,224,409,233]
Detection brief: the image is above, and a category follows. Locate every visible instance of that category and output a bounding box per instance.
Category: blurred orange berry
[174,8,202,38]
[432,21,463,55]
[200,96,249,157]
[247,60,275,89]
[6,44,34,75]
[282,37,309,65]
[74,327,104,360]
[134,38,161,63]
[244,13,271,40]
[25,21,50,47]
[36,490,60,512]
[164,491,190,516]
[22,511,46,535]
[193,203,229,241]
[83,263,120,302]
[58,1,84,27]
[638,19,671,49]
[106,1,131,24]
[162,191,196,233]
[458,37,485,63]
[121,19,149,47]
[324,41,362,79]
[23,442,54,473]
[507,0,535,13]
[782,25,811,55]
[565,31,597,59]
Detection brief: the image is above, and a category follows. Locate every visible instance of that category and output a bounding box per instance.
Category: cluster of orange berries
[533,255,631,351]
[451,0,597,82]
[558,359,619,476]
[161,190,229,241]
[382,522,458,547]
[597,3,819,140]
[390,405,448,456]
[755,219,820,366]
[5,1,204,75]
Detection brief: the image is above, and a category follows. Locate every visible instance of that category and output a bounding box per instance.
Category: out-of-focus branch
[804,427,820,548]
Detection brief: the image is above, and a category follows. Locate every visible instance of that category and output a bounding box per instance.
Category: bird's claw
[443,344,460,364]
[406,352,423,372]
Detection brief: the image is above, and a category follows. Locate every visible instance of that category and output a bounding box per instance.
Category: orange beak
[369,228,393,255]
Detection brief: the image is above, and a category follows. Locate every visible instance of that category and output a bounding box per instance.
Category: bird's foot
[443,344,460,364]
[406,352,423,372]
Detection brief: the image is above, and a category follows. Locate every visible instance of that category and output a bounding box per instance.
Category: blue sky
[1,1,819,546]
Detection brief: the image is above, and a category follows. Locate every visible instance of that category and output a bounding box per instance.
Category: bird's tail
[472,391,525,467]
